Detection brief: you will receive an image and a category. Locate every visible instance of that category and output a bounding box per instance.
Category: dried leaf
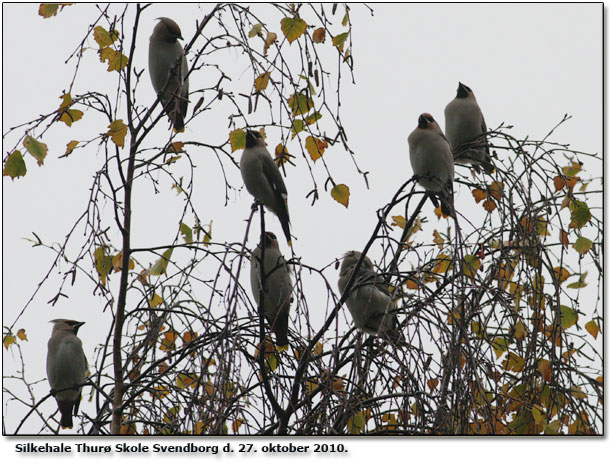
[331,184,350,208]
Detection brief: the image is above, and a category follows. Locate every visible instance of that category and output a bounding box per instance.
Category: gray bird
[408,113,455,217]
[444,82,494,174]
[241,130,291,244]
[46,319,88,429]
[250,232,292,347]
[149,17,189,132]
[337,251,402,343]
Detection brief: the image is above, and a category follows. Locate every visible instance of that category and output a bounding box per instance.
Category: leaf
[567,271,588,289]
[538,359,552,382]
[432,254,452,274]
[544,420,561,435]
[202,220,213,247]
[229,129,245,152]
[553,266,570,284]
[59,108,83,126]
[488,181,503,200]
[559,305,578,330]
[248,23,262,38]
[94,246,113,287]
[569,200,592,229]
[427,378,439,392]
[573,236,592,256]
[150,248,174,276]
[3,334,16,350]
[111,252,134,273]
[288,92,314,116]
[585,320,599,339]
[106,120,127,147]
[3,151,27,179]
[17,329,28,341]
[64,140,79,156]
[254,72,271,92]
[305,136,328,162]
[331,184,350,208]
[177,373,198,390]
[263,32,277,54]
[180,223,193,243]
[462,255,481,280]
[290,119,305,138]
[391,215,406,229]
[472,188,487,203]
[503,352,525,372]
[332,32,350,52]
[274,144,292,168]
[562,161,582,177]
[232,418,244,433]
[304,111,323,125]
[99,47,129,72]
[553,175,565,192]
[348,412,366,434]
[93,26,119,49]
[491,337,509,359]
[514,320,526,341]
[38,4,70,18]
[312,27,325,43]
[160,329,178,352]
[149,293,163,309]
[559,229,569,249]
[482,198,497,212]
[280,17,307,44]
[571,386,587,400]
[23,136,48,166]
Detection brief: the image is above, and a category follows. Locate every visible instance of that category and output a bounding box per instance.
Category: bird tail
[58,400,74,429]
[268,310,289,348]
[277,201,292,247]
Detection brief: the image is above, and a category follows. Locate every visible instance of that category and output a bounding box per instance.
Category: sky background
[1,2,605,460]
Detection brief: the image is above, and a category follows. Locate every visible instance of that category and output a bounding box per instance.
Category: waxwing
[337,251,403,343]
[408,113,455,217]
[444,82,494,174]
[241,130,291,244]
[149,17,189,132]
[46,319,88,429]
[250,232,292,347]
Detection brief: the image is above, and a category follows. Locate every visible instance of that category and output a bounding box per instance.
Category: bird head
[456,82,472,98]
[155,17,183,42]
[417,113,436,129]
[245,129,265,148]
[262,231,279,249]
[50,319,85,335]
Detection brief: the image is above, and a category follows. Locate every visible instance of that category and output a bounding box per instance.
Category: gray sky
[1,2,604,458]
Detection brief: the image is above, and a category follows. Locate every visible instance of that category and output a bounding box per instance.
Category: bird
[149,17,189,132]
[46,319,88,429]
[240,130,292,245]
[408,113,455,217]
[250,232,292,347]
[444,82,494,174]
[337,251,403,343]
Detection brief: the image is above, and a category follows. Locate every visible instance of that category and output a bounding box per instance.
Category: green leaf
[462,254,481,280]
[290,119,305,138]
[567,271,588,289]
[333,32,350,52]
[150,248,174,276]
[569,199,592,229]
[288,92,314,116]
[305,111,323,125]
[3,151,27,179]
[180,223,193,243]
[249,23,263,38]
[559,305,578,330]
[94,246,113,287]
[572,236,592,256]
[23,136,48,166]
[491,337,509,358]
[280,17,307,44]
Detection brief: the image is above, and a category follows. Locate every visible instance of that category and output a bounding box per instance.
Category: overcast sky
[1,2,605,459]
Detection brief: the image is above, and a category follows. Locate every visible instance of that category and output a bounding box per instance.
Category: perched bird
[149,17,189,132]
[337,251,402,343]
[444,82,494,174]
[46,319,88,429]
[240,130,292,244]
[408,113,455,217]
[250,232,292,347]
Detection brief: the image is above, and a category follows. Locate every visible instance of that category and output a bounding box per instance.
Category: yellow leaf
[274,144,292,168]
[503,352,524,372]
[432,229,444,249]
[312,27,325,43]
[405,278,419,290]
[3,335,16,350]
[348,412,366,434]
[313,342,323,356]
[391,215,406,229]
[288,92,314,116]
[150,385,170,399]
[177,373,198,389]
[229,129,245,152]
[39,4,71,18]
[149,293,163,308]
[23,136,48,166]
[254,72,271,92]
[571,386,587,400]
[94,246,112,287]
[280,16,307,44]
[553,266,570,284]
[99,47,129,72]
[305,136,327,161]
[514,320,526,341]
[65,140,79,156]
[106,119,127,148]
[462,255,481,280]
[169,141,185,153]
[263,32,277,54]
[432,254,452,274]
[488,181,503,200]
[3,151,27,179]
[331,184,350,208]
[15,329,27,341]
[585,320,599,339]
[93,25,119,48]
